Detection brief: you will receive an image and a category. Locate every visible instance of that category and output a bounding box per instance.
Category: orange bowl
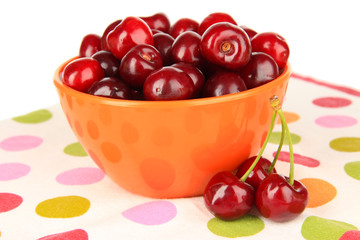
[54,58,291,198]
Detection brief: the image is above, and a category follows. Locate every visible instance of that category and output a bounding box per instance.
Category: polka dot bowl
[53,58,291,198]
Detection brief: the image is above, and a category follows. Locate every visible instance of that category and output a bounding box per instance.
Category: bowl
[54,58,291,198]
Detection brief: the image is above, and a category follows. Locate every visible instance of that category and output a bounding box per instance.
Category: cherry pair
[203,96,308,222]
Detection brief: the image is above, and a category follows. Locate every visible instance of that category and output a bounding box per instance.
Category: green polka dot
[344,161,360,180]
[12,109,52,124]
[64,142,88,157]
[301,216,358,240]
[269,131,301,145]
[35,195,90,218]
[207,215,264,238]
[330,137,360,152]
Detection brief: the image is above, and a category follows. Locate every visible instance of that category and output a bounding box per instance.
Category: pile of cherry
[204,96,308,222]
[62,12,290,100]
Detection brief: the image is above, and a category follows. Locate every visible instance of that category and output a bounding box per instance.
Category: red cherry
[171,62,205,98]
[198,12,237,35]
[240,52,280,89]
[91,50,121,78]
[203,171,255,220]
[62,57,104,92]
[140,12,170,33]
[153,32,174,66]
[240,25,258,39]
[169,18,199,39]
[143,66,195,100]
[119,44,163,90]
[100,19,122,51]
[200,22,251,70]
[235,156,276,190]
[256,173,308,222]
[79,34,101,57]
[106,16,154,59]
[171,31,204,68]
[251,32,290,69]
[202,71,247,98]
[88,77,132,99]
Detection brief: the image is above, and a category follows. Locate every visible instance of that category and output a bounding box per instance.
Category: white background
[0,0,359,120]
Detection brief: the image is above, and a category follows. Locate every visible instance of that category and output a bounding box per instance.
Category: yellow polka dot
[35,196,90,218]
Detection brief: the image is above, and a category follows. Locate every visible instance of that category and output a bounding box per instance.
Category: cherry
[200,22,251,70]
[91,50,121,78]
[106,16,154,60]
[240,52,280,89]
[202,71,247,98]
[235,156,276,190]
[171,31,204,68]
[251,32,290,69]
[88,77,132,99]
[153,32,174,66]
[151,29,162,35]
[119,44,163,90]
[171,62,205,98]
[140,12,170,33]
[256,173,308,222]
[203,171,255,221]
[100,19,122,51]
[62,57,104,92]
[79,34,101,57]
[198,12,237,36]
[240,25,257,39]
[169,18,199,39]
[143,66,195,100]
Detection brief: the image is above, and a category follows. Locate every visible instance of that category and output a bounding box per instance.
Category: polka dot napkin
[1,74,359,240]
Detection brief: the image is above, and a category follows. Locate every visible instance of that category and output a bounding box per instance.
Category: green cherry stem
[278,108,295,186]
[268,115,285,173]
[240,102,277,182]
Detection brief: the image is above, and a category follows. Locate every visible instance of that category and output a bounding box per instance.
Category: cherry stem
[278,108,295,185]
[240,109,277,182]
[268,116,285,173]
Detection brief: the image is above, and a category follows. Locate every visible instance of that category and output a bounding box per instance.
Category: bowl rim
[54,57,291,108]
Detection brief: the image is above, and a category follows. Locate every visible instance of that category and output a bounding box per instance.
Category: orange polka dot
[101,142,122,163]
[140,158,175,190]
[121,122,139,144]
[87,121,99,139]
[300,178,337,208]
[74,120,83,137]
[66,95,73,110]
[276,111,300,124]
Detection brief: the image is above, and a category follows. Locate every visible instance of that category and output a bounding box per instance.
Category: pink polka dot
[315,115,357,128]
[0,163,31,181]
[273,151,320,167]
[122,200,177,225]
[37,229,88,240]
[0,135,43,151]
[312,97,352,108]
[0,193,23,213]
[339,230,360,240]
[56,167,105,185]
